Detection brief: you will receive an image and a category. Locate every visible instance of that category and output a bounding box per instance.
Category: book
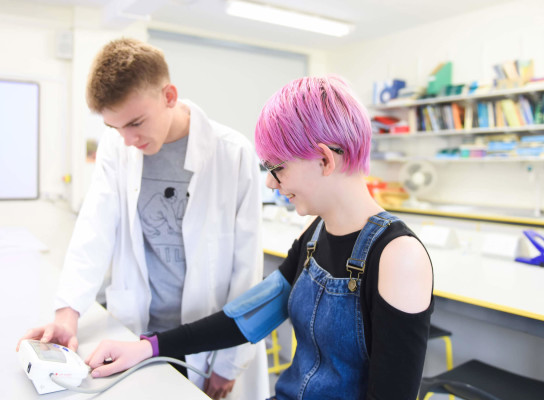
[425,105,439,131]
[371,115,400,133]
[493,64,507,80]
[500,99,522,127]
[516,60,534,83]
[408,108,418,133]
[417,107,426,131]
[514,102,526,126]
[422,107,433,131]
[451,103,463,130]
[518,96,534,125]
[502,60,520,80]
[477,102,489,128]
[495,101,505,128]
[436,106,447,129]
[534,93,544,124]
[463,104,472,130]
[443,105,454,130]
[487,101,495,128]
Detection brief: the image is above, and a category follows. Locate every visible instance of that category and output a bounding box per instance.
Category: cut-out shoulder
[378,236,433,314]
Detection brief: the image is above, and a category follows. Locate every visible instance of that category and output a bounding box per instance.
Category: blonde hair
[86,38,170,112]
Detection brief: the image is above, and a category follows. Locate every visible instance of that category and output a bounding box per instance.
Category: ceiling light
[225,0,354,37]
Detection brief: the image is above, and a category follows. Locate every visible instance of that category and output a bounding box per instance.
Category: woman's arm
[378,236,433,314]
[86,229,309,379]
[157,311,247,359]
[86,311,246,377]
[366,236,433,400]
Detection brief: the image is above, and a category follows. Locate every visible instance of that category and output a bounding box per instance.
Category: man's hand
[16,307,79,352]
[204,372,235,399]
[86,339,153,378]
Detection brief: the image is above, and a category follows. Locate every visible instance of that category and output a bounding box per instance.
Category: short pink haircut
[255,75,371,175]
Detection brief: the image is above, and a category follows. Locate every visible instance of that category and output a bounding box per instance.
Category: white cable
[50,352,217,394]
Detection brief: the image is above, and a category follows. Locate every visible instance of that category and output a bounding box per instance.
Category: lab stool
[419,359,544,400]
[429,324,454,371]
[423,324,454,400]
[266,329,297,375]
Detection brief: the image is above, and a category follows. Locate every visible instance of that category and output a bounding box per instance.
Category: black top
[157,217,433,400]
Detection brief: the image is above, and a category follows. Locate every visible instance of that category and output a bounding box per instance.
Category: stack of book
[434,134,544,159]
[417,103,465,131]
[473,95,542,129]
[371,115,410,134]
[493,59,534,88]
[416,92,544,131]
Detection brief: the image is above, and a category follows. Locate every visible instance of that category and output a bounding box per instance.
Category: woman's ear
[317,143,336,176]
[163,83,178,108]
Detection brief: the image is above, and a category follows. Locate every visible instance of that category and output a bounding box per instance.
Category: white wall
[68,7,148,211]
[326,0,544,213]
[0,2,148,210]
[328,0,544,105]
[149,32,308,145]
[0,2,72,201]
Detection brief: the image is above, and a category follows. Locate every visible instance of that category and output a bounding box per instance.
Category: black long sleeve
[156,310,248,359]
[156,216,433,400]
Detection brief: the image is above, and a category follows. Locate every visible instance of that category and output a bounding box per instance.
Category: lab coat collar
[181,99,218,175]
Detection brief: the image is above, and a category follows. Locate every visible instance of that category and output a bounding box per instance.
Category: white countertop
[262,213,544,321]
[0,250,210,400]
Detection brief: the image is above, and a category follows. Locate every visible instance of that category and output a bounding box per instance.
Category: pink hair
[255,75,371,174]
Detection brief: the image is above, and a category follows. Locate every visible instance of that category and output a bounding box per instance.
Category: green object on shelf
[444,84,465,96]
[428,62,452,96]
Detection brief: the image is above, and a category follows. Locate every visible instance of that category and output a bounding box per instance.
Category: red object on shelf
[391,125,410,134]
[373,116,400,124]
[366,180,387,197]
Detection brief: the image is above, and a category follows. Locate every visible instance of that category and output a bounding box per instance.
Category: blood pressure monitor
[18,339,217,395]
[18,339,89,394]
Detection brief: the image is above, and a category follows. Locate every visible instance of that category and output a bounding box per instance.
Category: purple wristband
[140,334,159,357]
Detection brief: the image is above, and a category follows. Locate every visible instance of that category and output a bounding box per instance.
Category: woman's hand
[86,339,153,378]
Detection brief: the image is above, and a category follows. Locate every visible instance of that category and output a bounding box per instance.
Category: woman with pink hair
[87,76,433,400]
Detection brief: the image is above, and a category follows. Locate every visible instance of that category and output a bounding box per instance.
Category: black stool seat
[429,324,452,339]
[419,359,544,400]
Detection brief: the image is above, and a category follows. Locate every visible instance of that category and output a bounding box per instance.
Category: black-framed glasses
[262,146,344,184]
[261,160,286,184]
[327,146,344,155]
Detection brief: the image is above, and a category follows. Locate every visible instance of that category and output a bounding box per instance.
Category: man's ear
[164,83,178,108]
[317,143,336,176]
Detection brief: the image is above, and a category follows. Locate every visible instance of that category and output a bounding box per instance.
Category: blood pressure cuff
[223,270,291,343]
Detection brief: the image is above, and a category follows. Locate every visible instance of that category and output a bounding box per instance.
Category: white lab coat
[55,100,269,399]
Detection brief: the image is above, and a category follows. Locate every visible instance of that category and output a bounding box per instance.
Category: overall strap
[304,219,325,268]
[345,211,399,292]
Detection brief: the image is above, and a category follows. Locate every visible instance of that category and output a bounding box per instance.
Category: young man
[18,38,268,400]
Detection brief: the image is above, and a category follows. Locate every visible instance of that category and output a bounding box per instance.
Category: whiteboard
[149,30,308,144]
[0,80,39,200]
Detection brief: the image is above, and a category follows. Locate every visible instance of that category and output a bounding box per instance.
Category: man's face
[101,87,173,155]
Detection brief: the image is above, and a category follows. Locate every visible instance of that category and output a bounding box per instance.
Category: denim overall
[274,211,399,400]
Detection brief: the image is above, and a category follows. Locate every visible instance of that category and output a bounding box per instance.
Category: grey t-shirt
[137,136,192,333]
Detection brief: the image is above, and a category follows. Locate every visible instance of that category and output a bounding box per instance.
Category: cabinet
[368,84,544,220]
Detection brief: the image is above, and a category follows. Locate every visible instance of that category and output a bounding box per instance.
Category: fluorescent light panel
[225,0,353,37]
